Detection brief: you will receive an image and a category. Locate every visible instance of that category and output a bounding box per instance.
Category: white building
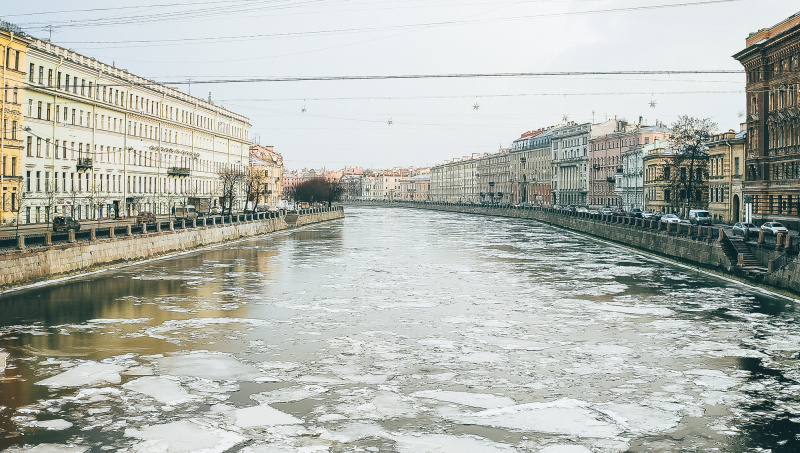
[22,39,251,223]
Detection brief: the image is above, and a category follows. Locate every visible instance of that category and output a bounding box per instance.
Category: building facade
[249,145,283,207]
[509,127,557,205]
[552,119,616,206]
[617,140,662,212]
[430,153,482,203]
[734,13,800,224]
[644,143,709,215]
[589,122,670,210]
[477,148,511,204]
[399,174,430,201]
[0,24,31,225]
[707,130,746,223]
[22,39,252,224]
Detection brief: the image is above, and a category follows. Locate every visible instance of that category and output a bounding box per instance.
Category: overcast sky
[7,0,799,170]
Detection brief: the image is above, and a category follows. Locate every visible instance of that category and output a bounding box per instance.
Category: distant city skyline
[8,1,799,169]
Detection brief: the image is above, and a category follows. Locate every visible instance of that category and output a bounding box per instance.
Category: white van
[688,209,712,226]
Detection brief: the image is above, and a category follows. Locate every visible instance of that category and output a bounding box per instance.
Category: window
[38,66,43,84]
[29,63,34,82]
[26,136,32,156]
[11,120,16,139]
[48,69,53,86]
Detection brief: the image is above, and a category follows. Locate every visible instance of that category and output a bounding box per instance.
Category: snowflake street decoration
[473,102,480,110]
[649,99,657,108]
[387,118,393,125]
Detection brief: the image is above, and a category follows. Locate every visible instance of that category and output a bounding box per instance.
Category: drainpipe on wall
[0,32,13,224]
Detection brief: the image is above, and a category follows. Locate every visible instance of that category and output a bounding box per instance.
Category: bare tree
[668,116,716,217]
[290,177,344,207]
[244,167,270,213]
[217,166,246,215]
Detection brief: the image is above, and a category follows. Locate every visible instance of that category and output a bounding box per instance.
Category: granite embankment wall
[0,207,344,289]
[377,202,800,296]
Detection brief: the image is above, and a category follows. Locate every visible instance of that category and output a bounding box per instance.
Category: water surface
[1,206,799,452]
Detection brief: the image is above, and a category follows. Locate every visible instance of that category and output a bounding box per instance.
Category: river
[0,206,799,452]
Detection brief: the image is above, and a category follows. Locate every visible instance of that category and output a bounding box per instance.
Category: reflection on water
[0,206,799,452]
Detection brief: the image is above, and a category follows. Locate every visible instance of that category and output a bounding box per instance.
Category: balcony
[168,167,190,177]
[76,158,93,171]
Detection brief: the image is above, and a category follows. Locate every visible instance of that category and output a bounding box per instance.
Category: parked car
[732,222,760,237]
[600,207,614,215]
[760,221,789,235]
[209,205,222,215]
[135,211,157,225]
[688,209,712,226]
[628,208,643,218]
[52,216,80,232]
[173,205,198,221]
[660,214,681,224]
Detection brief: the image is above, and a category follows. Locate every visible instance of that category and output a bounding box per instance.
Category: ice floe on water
[442,399,622,438]
[36,362,124,388]
[388,433,516,453]
[5,445,89,453]
[123,376,194,405]
[231,404,303,428]
[125,419,246,453]
[413,390,516,409]
[156,351,261,381]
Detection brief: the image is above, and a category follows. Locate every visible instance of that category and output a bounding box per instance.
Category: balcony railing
[76,158,93,170]
[168,167,190,177]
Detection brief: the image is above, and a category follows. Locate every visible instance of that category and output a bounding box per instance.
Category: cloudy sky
[7,0,799,170]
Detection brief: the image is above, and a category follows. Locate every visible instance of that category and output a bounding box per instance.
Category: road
[0,215,172,237]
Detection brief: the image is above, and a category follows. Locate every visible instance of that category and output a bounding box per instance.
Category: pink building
[589,121,671,209]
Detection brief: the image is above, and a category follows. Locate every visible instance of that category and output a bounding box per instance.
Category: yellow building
[249,145,283,207]
[0,24,31,225]
[707,130,746,223]
[644,140,709,216]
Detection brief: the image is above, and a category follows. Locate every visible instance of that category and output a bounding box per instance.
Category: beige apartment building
[644,142,709,215]
[399,174,430,201]
[249,145,283,207]
[707,130,746,223]
[477,148,511,204]
[509,127,558,205]
[430,153,482,203]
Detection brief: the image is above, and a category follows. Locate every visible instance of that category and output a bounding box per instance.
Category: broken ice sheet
[412,390,516,409]
[155,351,261,381]
[123,376,194,405]
[4,445,89,453]
[36,362,125,388]
[125,419,246,453]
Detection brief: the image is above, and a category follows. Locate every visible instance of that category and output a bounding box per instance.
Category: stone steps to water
[725,236,769,274]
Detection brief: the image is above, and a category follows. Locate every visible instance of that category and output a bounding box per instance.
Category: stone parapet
[0,208,344,290]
